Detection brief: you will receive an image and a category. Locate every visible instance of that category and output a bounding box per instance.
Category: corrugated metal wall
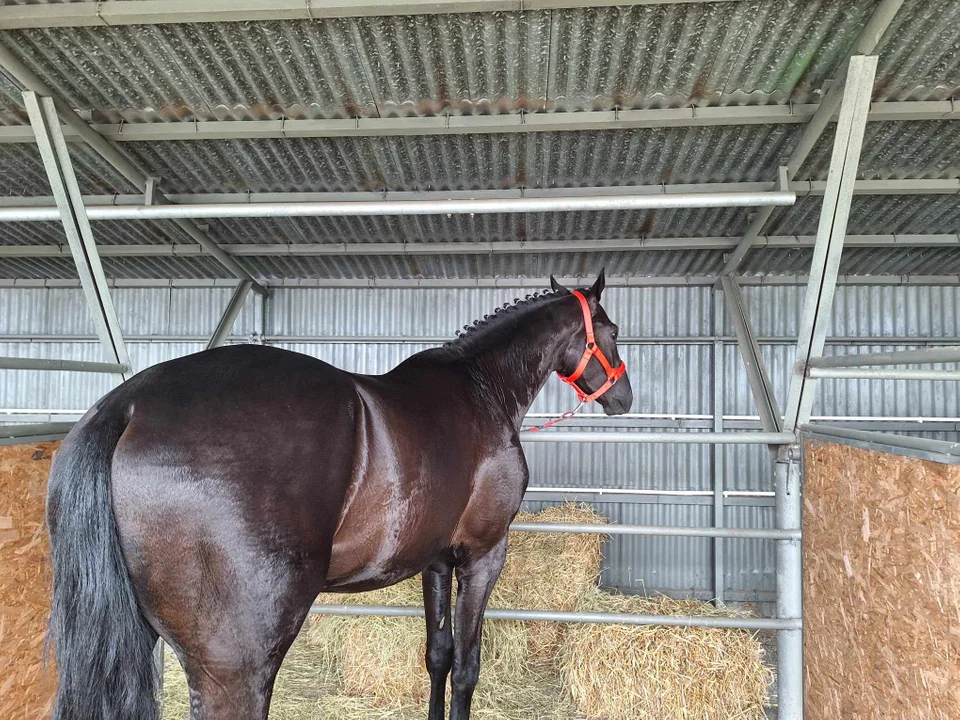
[2,284,958,605]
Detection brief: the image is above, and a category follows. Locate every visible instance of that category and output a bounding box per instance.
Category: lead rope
[524,400,585,432]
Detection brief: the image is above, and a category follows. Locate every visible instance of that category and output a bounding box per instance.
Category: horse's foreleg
[422,558,454,720]
[449,537,508,720]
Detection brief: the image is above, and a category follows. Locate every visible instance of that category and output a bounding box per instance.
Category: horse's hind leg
[171,589,315,720]
[118,504,328,720]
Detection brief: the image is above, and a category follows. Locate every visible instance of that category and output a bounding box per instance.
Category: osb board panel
[0,441,58,720]
[803,440,960,720]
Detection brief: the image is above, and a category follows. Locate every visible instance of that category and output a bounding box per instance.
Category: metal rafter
[1,234,956,259]
[23,91,132,381]
[783,55,880,432]
[0,101,955,144]
[721,0,905,276]
[2,275,956,290]
[0,40,268,297]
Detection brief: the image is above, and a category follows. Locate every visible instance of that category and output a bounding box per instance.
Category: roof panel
[0,143,135,195]
[548,1,876,111]
[117,124,797,194]
[768,194,960,236]
[742,246,960,276]
[873,0,960,102]
[5,0,956,124]
[800,120,960,181]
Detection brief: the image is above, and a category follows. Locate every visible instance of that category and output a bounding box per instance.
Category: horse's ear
[550,275,568,294]
[591,268,606,300]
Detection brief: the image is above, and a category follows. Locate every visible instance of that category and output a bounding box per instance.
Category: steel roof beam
[783,55,879,432]
[1,234,956,259]
[1,275,957,290]
[0,101,955,144]
[1,179,953,214]
[0,0,746,29]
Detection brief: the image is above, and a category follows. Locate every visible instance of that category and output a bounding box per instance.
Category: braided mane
[442,288,565,350]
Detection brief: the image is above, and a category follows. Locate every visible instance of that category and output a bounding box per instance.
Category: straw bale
[559,588,770,720]
[0,441,58,720]
[803,440,960,720]
[499,503,606,664]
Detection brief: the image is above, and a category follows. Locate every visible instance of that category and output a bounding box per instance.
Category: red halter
[526,290,627,432]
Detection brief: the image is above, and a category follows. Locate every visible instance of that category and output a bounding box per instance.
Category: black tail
[46,404,159,720]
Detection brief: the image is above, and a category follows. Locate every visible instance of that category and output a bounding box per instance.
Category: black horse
[46,272,632,720]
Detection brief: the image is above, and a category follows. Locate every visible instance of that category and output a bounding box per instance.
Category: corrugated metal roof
[1,0,956,125]
[801,120,960,180]
[0,218,191,247]
[741,246,960,278]
[767,194,960,236]
[117,125,798,194]
[873,0,960,102]
[0,0,956,280]
[0,1,876,124]
[0,142,134,196]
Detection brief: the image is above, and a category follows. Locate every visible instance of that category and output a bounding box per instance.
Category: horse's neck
[467,322,568,430]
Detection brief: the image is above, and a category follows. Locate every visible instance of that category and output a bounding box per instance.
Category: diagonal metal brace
[24,91,132,380]
[206,280,253,350]
[720,276,783,441]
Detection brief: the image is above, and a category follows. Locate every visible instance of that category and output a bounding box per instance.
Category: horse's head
[551,270,633,416]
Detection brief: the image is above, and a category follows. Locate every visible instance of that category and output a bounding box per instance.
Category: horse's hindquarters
[105,347,361,717]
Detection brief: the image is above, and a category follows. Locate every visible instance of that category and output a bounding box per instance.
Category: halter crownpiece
[526,289,627,432]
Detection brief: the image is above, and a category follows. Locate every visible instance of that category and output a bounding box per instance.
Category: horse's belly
[323,474,465,592]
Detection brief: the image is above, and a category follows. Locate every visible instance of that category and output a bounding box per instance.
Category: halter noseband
[526,290,627,432]
[557,290,627,403]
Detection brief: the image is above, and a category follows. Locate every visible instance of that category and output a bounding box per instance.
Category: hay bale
[498,504,606,664]
[304,503,605,711]
[307,577,531,709]
[560,588,771,720]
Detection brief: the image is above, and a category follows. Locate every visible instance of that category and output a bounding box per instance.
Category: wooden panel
[804,440,960,720]
[0,441,58,720]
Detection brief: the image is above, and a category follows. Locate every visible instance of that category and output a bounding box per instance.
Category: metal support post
[154,640,165,699]
[712,288,725,603]
[206,280,253,350]
[783,55,879,431]
[23,91,132,381]
[775,445,803,720]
